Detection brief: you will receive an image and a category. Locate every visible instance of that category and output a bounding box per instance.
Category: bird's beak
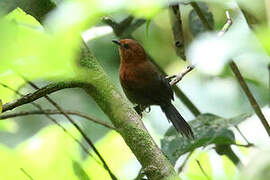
[112,40,121,46]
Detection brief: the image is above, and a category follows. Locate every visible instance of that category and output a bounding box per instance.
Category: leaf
[72,160,90,180]
[188,2,214,36]
[161,113,251,165]
[256,27,270,56]
[0,99,2,114]
[145,19,151,37]
[0,7,81,80]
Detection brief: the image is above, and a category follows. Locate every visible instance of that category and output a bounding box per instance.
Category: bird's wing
[121,60,174,105]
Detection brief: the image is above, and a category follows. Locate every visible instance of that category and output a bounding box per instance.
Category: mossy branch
[76,43,181,180]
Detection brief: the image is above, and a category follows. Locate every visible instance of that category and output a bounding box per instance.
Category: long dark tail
[161,103,194,138]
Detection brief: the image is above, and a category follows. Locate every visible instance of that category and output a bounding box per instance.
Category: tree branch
[229,61,270,136]
[0,109,114,129]
[169,3,186,60]
[78,42,181,179]
[170,65,194,86]
[2,81,88,113]
[218,11,232,37]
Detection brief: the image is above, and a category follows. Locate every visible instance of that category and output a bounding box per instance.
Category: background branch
[169,3,186,60]
[0,109,114,129]
[191,3,270,136]
[2,81,88,113]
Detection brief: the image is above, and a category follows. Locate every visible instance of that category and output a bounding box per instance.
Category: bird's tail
[161,103,194,138]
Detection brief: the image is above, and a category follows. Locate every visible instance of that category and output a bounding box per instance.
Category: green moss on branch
[77,44,181,180]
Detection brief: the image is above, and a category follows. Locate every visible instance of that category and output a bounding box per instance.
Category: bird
[112,39,193,138]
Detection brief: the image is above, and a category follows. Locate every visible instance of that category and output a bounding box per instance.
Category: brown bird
[113,39,193,138]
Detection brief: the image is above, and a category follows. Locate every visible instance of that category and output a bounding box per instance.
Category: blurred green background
[0,0,269,179]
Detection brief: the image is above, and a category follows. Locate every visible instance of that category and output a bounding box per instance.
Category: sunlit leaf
[0,125,83,180]
[145,19,151,36]
[256,27,270,55]
[0,8,80,80]
[5,8,41,26]
[161,113,251,165]
[0,99,16,132]
[72,160,90,180]
[0,99,2,114]
[0,71,25,103]
[222,154,237,179]
[185,152,212,180]
[84,131,138,179]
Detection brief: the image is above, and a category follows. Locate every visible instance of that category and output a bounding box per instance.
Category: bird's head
[112,39,147,63]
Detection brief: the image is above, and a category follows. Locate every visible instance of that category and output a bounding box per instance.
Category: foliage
[161,113,250,164]
[0,0,269,179]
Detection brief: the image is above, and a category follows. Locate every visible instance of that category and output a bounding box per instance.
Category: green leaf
[256,27,270,56]
[0,8,81,80]
[188,2,214,36]
[161,113,251,165]
[0,99,2,114]
[72,160,90,180]
[145,19,151,37]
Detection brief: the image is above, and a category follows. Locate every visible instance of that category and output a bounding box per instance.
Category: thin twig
[20,168,34,180]
[196,160,210,180]
[23,79,117,180]
[234,125,252,145]
[191,5,270,136]
[218,11,232,37]
[0,109,114,129]
[170,65,194,86]
[2,81,88,113]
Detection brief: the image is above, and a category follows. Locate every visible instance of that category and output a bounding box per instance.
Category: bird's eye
[123,44,129,49]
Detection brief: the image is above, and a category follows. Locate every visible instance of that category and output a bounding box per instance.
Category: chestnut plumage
[113,39,193,138]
